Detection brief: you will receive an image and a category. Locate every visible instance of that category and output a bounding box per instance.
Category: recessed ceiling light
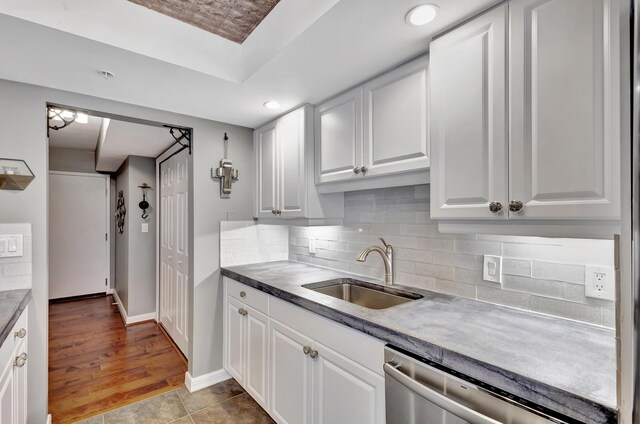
[99,70,115,79]
[406,4,439,26]
[263,101,281,109]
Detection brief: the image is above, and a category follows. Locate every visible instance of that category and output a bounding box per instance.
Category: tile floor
[75,379,274,424]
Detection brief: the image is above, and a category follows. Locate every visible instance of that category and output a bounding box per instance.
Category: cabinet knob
[239,291,246,298]
[509,200,524,213]
[14,353,27,368]
[360,166,368,175]
[276,210,282,216]
[238,308,248,316]
[14,328,26,339]
[303,346,312,355]
[271,209,277,215]
[309,350,319,359]
[489,202,503,214]
[353,166,361,175]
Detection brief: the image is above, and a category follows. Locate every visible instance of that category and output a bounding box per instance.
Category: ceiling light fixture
[406,4,439,26]
[263,101,281,109]
[99,70,115,80]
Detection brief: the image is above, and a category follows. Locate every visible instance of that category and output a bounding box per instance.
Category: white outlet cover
[141,223,149,233]
[309,237,316,254]
[482,255,502,284]
[585,265,615,301]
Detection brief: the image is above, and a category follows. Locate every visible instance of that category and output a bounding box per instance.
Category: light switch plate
[585,265,615,301]
[0,234,23,258]
[483,255,502,284]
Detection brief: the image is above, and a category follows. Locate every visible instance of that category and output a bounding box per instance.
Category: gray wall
[115,158,130,311]
[0,78,254,423]
[49,147,98,173]
[115,155,156,317]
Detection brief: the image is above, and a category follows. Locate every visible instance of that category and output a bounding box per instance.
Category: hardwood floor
[49,295,187,424]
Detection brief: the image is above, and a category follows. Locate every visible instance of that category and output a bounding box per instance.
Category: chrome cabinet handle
[303,346,312,355]
[489,202,503,214]
[239,291,246,298]
[238,308,248,316]
[309,350,319,359]
[353,166,361,175]
[14,353,27,368]
[509,200,524,213]
[14,328,26,339]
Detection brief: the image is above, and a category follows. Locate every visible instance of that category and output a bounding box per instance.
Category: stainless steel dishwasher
[384,346,575,424]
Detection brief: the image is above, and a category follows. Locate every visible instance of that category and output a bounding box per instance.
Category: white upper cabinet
[255,105,344,220]
[363,56,429,178]
[508,0,620,219]
[315,87,363,184]
[430,5,508,219]
[430,0,620,223]
[315,57,430,192]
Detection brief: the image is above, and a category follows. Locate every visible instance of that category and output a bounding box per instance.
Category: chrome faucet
[356,237,394,285]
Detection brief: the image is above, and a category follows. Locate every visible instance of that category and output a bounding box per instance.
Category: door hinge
[105,278,108,287]
[105,233,108,241]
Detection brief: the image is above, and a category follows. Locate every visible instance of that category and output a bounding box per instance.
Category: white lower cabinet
[0,305,28,424]
[223,278,385,424]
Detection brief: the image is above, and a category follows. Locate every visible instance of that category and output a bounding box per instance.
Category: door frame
[48,171,111,295]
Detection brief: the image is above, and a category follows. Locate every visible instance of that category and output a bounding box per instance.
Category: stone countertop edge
[221,266,617,424]
[0,289,31,347]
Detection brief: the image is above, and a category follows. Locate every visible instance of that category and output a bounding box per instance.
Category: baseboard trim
[185,369,231,393]
[46,414,52,424]
[106,288,114,295]
[111,290,156,325]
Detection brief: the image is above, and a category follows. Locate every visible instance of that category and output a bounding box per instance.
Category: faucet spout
[356,238,394,285]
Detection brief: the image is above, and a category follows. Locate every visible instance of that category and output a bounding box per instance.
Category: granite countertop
[0,289,31,347]
[222,261,617,424]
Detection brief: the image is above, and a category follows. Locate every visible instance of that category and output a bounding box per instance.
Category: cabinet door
[0,359,14,424]
[269,319,313,424]
[277,108,306,218]
[363,56,429,178]
[225,297,245,385]
[315,87,363,184]
[312,342,384,424]
[509,0,620,219]
[13,342,26,424]
[255,121,278,218]
[245,306,269,410]
[430,5,508,219]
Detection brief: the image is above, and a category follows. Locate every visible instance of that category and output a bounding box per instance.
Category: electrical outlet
[309,237,316,254]
[482,255,502,284]
[585,265,615,301]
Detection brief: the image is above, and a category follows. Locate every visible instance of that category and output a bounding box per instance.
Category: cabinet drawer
[0,306,28,372]
[226,278,269,314]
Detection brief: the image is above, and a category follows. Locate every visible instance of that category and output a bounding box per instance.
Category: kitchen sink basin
[302,278,423,310]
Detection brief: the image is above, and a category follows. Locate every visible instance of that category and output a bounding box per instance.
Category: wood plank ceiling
[128,0,280,44]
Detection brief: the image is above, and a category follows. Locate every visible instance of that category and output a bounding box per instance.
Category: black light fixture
[138,183,151,219]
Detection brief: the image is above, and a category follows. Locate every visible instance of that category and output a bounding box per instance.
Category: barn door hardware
[165,125,192,155]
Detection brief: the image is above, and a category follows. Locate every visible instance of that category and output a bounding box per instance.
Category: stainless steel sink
[303,278,423,310]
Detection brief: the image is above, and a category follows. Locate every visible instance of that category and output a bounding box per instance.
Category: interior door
[315,87,363,184]
[429,4,509,219]
[508,0,620,219]
[160,148,190,357]
[49,172,108,299]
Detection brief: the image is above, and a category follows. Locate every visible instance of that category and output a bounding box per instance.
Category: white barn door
[160,149,189,357]
[49,172,109,299]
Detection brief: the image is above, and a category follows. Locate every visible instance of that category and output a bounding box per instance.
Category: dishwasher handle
[383,362,502,424]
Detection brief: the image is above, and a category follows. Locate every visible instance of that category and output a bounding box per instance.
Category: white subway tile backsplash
[287,185,615,328]
[220,222,288,267]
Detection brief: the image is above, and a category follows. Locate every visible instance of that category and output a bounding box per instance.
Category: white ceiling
[0,0,501,129]
[96,119,176,172]
[48,115,103,150]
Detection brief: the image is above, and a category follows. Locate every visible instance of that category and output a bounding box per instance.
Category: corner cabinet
[255,105,344,221]
[430,0,621,222]
[223,278,385,424]
[315,57,430,193]
[0,305,28,424]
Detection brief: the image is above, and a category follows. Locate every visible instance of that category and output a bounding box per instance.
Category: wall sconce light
[138,183,151,219]
[0,158,35,190]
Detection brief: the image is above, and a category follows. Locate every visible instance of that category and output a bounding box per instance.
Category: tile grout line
[185,391,249,416]
[173,387,191,424]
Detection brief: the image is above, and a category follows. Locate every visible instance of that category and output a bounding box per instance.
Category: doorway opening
[46,105,192,423]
